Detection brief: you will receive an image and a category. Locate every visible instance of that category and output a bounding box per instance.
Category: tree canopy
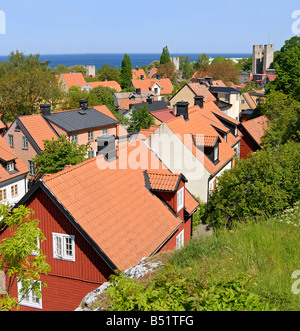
[0,204,50,311]
[128,105,155,132]
[120,54,133,89]
[160,46,171,65]
[267,36,300,101]
[33,135,90,175]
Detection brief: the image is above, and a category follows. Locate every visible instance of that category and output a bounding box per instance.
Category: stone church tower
[252,44,274,74]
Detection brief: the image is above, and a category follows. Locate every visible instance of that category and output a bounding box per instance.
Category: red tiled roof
[61,73,87,89]
[145,170,183,192]
[0,136,28,182]
[18,114,59,150]
[132,69,146,79]
[151,109,176,123]
[88,81,122,92]
[242,115,269,146]
[165,103,238,175]
[42,140,184,271]
[187,83,216,102]
[132,78,173,95]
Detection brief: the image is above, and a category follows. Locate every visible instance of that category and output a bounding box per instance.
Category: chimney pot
[194,95,204,108]
[40,104,51,116]
[176,101,189,121]
[79,99,88,110]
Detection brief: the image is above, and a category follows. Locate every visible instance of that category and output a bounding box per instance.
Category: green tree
[268,36,300,101]
[180,56,194,80]
[60,86,99,110]
[211,56,227,64]
[0,204,51,311]
[33,135,90,175]
[259,91,300,146]
[195,53,210,70]
[97,63,121,84]
[68,65,87,76]
[128,105,155,132]
[120,54,133,89]
[205,141,300,229]
[89,85,117,112]
[160,46,171,65]
[0,68,62,122]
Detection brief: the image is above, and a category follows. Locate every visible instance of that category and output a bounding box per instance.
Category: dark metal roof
[209,86,240,94]
[130,100,169,112]
[44,108,119,133]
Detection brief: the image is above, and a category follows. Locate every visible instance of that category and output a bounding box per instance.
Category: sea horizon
[0,53,252,69]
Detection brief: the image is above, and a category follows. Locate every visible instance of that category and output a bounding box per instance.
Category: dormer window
[7,161,15,172]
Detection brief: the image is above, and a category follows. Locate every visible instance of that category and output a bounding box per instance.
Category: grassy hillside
[105,202,300,311]
[170,202,300,311]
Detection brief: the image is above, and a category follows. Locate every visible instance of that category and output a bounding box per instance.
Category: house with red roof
[131,77,173,100]
[0,138,198,311]
[141,99,241,202]
[58,72,88,92]
[0,136,28,207]
[3,101,128,183]
[239,115,269,159]
[82,81,122,92]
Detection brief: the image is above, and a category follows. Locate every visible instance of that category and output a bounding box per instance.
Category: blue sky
[0,0,299,55]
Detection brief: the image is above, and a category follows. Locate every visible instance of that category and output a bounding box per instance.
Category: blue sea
[0,53,251,69]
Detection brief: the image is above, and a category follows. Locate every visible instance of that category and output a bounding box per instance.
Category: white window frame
[8,134,14,148]
[17,280,42,310]
[72,134,78,144]
[0,189,7,202]
[177,187,184,213]
[22,136,28,150]
[11,184,18,198]
[28,161,35,176]
[214,144,219,162]
[52,233,75,262]
[176,230,185,250]
[102,128,108,135]
[7,161,15,172]
[88,150,95,159]
[88,130,94,142]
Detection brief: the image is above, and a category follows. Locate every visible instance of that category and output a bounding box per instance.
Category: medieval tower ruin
[252,44,274,74]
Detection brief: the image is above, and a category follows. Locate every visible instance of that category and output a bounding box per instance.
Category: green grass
[169,205,300,311]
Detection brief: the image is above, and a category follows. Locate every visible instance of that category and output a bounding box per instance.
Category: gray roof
[44,108,119,133]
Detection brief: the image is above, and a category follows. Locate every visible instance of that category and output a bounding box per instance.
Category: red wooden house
[0,138,198,311]
[239,116,269,159]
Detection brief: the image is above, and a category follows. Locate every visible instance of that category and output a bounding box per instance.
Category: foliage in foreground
[170,205,300,311]
[106,264,273,311]
[33,135,90,175]
[0,204,50,311]
[205,141,300,228]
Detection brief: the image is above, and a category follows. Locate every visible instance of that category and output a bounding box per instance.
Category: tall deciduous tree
[128,105,155,132]
[160,46,171,65]
[33,135,90,175]
[120,54,133,89]
[268,36,300,101]
[0,204,51,311]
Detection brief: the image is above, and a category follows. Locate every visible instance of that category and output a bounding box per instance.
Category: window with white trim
[176,230,184,250]
[214,144,219,162]
[72,134,78,144]
[53,233,75,261]
[11,184,18,198]
[0,189,7,202]
[22,136,28,150]
[177,187,184,212]
[88,130,94,142]
[18,280,42,309]
[7,161,15,172]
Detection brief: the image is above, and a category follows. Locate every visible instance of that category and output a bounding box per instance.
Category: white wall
[146,123,211,202]
[0,176,27,208]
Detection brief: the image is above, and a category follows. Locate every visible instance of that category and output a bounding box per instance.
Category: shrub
[205,141,300,228]
[106,265,274,311]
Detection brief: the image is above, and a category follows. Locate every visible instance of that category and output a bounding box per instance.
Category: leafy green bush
[106,265,273,311]
[205,141,300,228]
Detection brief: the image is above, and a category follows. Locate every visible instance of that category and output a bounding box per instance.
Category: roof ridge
[43,156,98,183]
